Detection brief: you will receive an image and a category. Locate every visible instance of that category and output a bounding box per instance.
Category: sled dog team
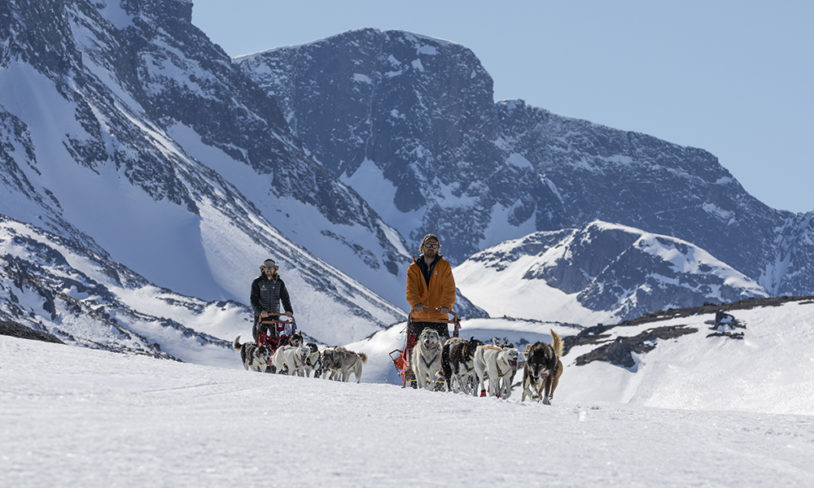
[241,233,563,400]
[234,327,563,403]
[411,328,564,403]
[233,332,368,383]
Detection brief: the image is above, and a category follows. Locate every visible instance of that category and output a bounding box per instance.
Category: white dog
[271,343,310,376]
[411,328,444,391]
[473,344,520,398]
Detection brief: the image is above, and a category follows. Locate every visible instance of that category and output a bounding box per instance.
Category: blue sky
[192,0,812,213]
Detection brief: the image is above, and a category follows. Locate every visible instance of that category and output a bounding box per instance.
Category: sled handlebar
[259,312,294,321]
[408,309,459,324]
[258,313,296,331]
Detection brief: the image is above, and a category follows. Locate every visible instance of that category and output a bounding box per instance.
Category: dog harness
[421,351,439,368]
[496,355,518,377]
[496,358,508,377]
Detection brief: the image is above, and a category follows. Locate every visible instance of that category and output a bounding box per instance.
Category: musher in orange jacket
[405,233,456,340]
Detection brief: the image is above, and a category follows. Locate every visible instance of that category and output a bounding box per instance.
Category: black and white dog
[288,331,303,347]
[442,336,483,394]
[233,335,271,372]
[304,342,321,377]
[521,329,564,404]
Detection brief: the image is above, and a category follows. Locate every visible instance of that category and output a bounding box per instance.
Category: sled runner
[389,308,460,388]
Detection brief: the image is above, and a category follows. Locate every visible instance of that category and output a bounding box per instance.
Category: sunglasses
[423,243,440,249]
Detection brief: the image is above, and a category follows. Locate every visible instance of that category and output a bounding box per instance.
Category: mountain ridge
[239,28,814,298]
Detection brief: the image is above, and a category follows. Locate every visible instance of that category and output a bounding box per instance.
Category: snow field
[3,335,814,487]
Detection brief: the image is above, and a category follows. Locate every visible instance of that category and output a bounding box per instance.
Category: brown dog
[521,329,564,404]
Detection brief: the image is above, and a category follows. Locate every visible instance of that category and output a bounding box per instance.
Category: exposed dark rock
[0,320,64,344]
[573,325,698,369]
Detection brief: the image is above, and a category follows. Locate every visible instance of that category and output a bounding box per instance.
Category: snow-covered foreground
[3,335,814,487]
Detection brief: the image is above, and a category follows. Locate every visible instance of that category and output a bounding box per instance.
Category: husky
[322,346,367,383]
[522,330,564,404]
[271,343,310,377]
[303,342,321,377]
[233,336,271,372]
[473,343,519,398]
[319,347,337,380]
[442,336,483,394]
[441,337,466,391]
[411,328,444,391]
[288,331,303,347]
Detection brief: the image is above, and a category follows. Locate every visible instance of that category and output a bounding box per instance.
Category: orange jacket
[406,256,456,322]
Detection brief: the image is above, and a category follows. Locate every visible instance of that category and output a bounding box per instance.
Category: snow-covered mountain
[0,0,409,340]
[0,213,243,362]
[453,221,768,324]
[3,1,812,359]
[0,210,394,352]
[238,28,814,298]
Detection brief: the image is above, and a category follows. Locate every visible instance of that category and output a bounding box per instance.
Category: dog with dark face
[233,335,271,372]
[521,329,564,404]
[442,336,483,394]
[303,342,321,377]
[288,331,303,347]
[441,337,465,391]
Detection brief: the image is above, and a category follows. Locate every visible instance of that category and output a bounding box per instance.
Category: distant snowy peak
[456,220,768,323]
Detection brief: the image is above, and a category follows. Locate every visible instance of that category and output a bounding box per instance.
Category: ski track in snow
[2,335,814,487]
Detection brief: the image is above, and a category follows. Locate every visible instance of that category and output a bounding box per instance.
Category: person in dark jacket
[250,258,293,342]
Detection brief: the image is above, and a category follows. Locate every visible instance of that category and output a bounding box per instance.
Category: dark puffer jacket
[250,273,293,319]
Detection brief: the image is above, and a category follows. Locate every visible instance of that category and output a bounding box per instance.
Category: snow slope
[3,334,814,487]
[350,298,814,416]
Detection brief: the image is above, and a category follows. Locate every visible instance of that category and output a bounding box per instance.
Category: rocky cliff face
[236,29,511,260]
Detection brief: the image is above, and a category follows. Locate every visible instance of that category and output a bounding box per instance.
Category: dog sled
[256,313,297,355]
[389,309,460,388]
